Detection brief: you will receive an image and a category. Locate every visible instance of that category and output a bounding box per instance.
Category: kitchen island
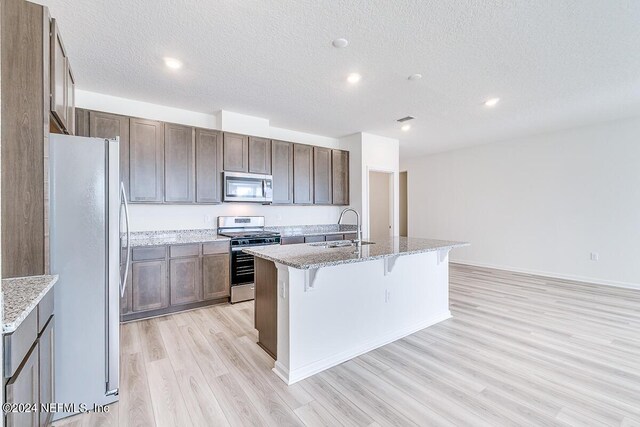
[244,237,469,384]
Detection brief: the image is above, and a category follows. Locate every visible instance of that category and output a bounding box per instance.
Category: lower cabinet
[122,242,230,321]
[3,288,55,427]
[131,260,169,312]
[170,256,202,305]
[203,254,230,300]
[5,344,39,427]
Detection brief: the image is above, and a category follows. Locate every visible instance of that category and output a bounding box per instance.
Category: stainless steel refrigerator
[49,134,130,419]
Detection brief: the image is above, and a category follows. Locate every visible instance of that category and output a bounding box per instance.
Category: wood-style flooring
[53,264,640,426]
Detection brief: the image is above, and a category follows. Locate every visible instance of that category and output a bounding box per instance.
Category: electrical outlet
[204,214,212,225]
[384,289,390,303]
[590,252,599,261]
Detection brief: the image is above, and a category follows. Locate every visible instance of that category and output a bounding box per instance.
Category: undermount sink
[308,240,375,248]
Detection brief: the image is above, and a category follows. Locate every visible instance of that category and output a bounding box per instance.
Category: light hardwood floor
[53,264,640,426]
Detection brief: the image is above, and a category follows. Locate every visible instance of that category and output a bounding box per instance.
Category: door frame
[366,167,396,240]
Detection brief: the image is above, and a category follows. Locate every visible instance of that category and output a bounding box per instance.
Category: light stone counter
[2,275,58,333]
[126,229,231,247]
[244,236,469,270]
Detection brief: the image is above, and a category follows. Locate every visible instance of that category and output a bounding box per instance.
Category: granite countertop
[243,237,469,270]
[265,224,358,238]
[126,229,231,247]
[2,275,58,334]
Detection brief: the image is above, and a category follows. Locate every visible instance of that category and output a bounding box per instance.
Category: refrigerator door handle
[120,182,131,297]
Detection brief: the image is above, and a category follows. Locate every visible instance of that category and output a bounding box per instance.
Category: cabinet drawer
[37,288,54,333]
[132,246,166,261]
[281,236,304,245]
[203,241,229,255]
[4,308,38,378]
[169,244,200,258]
[304,235,326,243]
[324,234,344,242]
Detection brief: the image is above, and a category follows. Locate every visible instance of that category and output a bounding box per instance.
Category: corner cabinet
[3,286,55,427]
[129,118,165,202]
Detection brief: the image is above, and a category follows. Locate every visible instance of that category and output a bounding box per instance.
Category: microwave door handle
[262,179,266,200]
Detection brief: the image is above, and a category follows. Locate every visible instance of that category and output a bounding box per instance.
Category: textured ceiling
[36,0,640,158]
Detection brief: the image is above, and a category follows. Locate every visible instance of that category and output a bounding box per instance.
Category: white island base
[272,249,451,385]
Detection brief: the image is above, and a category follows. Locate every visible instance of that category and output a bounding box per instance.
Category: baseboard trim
[451,260,640,291]
[279,311,452,385]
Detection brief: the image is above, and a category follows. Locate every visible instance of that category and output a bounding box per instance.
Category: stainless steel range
[217,216,281,303]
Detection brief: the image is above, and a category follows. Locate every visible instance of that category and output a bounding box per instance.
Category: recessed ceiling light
[401,124,411,132]
[484,97,500,107]
[163,57,183,70]
[347,73,361,84]
[408,74,422,81]
[332,38,349,48]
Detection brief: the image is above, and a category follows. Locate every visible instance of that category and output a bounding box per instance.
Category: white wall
[77,90,346,230]
[341,132,400,239]
[402,116,640,288]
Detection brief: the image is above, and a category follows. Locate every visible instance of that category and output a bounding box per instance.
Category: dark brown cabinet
[280,236,304,245]
[73,109,351,208]
[2,0,50,278]
[223,132,249,172]
[254,257,277,359]
[170,256,202,305]
[65,63,75,135]
[5,344,40,427]
[129,118,164,202]
[248,136,271,174]
[332,149,349,206]
[122,242,230,321]
[131,259,169,312]
[38,318,55,427]
[304,235,326,243]
[50,18,68,132]
[164,124,195,203]
[313,147,332,204]
[202,254,231,300]
[271,140,293,204]
[195,129,222,203]
[80,110,131,195]
[293,144,314,204]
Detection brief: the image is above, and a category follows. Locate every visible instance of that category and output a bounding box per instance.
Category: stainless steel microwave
[223,172,273,203]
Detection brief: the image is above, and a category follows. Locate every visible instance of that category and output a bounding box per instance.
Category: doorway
[368,171,393,240]
[400,171,408,237]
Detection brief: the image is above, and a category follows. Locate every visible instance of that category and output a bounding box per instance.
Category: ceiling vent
[396,116,415,123]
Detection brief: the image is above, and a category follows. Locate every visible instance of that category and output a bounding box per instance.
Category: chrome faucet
[338,208,362,247]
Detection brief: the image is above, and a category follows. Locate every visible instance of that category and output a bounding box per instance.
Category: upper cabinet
[164,123,195,203]
[313,147,332,205]
[87,110,130,193]
[248,136,272,174]
[271,140,293,204]
[293,144,314,204]
[223,132,249,172]
[195,129,223,203]
[73,110,349,207]
[332,149,349,206]
[129,118,165,203]
[49,18,74,135]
